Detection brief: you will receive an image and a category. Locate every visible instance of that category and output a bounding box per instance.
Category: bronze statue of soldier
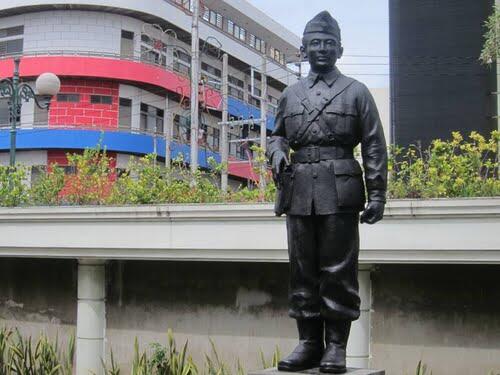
[267,11,388,373]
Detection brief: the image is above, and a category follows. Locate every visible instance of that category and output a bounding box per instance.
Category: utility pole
[164,97,173,168]
[190,0,200,176]
[259,56,268,194]
[221,53,229,192]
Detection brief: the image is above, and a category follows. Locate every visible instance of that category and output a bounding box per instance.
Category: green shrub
[0,166,28,207]
[63,146,115,205]
[29,165,65,206]
[388,131,499,199]
[0,328,74,375]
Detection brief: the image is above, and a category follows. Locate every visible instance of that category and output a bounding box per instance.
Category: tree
[480,5,500,64]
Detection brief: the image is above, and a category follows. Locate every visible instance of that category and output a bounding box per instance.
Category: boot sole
[278,362,320,372]
[319,366,347,374]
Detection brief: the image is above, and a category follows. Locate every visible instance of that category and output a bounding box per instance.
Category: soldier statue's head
[301,11,343,74]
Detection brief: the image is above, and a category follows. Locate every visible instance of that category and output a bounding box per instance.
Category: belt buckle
[306,146,320,163]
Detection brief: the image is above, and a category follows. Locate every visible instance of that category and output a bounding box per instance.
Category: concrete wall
[1,259,499,374]
[371,264,500,375]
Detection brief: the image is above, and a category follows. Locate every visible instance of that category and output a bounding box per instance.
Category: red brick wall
[49,79,119,128]
[47,150,117,169]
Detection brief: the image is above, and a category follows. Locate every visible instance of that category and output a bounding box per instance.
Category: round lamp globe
[35,72,61,96]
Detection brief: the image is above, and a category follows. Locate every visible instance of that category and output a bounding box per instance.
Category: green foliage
[0,166,28,207]
[388,131,500,199]
[131,338,150,375]
[0,328,74,375]
[0,131,498,207]
[480,5,500,64]
[259,346,281,369]
[108,154,222,205]
[101,349,121,375]
[63,145,115,205]
[29,165,65,206]
[414,360,432,375]
[204,338,245,375]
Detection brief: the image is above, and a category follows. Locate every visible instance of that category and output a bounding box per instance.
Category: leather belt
[291,145,354,163]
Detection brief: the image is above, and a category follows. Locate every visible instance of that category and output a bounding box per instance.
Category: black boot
[277,319,324,372]
[320,320,351,374]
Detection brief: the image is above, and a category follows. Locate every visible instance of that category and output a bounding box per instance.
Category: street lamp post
[0,57,61,167]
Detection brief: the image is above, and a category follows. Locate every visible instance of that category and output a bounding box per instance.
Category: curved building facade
[0,0,300,183]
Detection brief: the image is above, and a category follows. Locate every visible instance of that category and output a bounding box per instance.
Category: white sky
[247,0,389,88]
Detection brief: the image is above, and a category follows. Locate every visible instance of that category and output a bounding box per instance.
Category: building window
[173,114,191,142]
[201,62,221,78]
[227,20,234,35]
[57,93,80,102]
[173,50,191,76]
[140,103,164,134]
[248,84,262,98]
[90,95,113,105]
[140,33,167,66]
[248,96,261,107]
[120,30,134,57]
[249,34,266,54]
[119,98,132,129]
[228,86,244,101]
[203,7,223,29]
[207,127,220,151]
[228,75,245,100]
[0,26,23,57]
[0,98,9,126]
[270,47,286,65]
[33,104,49,126]
[174,0,192,11]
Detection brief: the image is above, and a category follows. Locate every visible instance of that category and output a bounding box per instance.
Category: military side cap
[303,11,341,40]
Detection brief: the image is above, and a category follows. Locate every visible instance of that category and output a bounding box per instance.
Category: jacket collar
[307,67,340,88]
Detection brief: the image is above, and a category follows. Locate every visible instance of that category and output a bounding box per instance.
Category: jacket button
[316,91,321,96]
[312,129,318,134]
[322,97,328,102]
[313,172,318,178]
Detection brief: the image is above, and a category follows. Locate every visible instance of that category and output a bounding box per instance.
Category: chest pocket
[283,107,304,138]
[325,104,358,136]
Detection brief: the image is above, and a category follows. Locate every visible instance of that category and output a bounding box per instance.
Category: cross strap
[289,75,355,143]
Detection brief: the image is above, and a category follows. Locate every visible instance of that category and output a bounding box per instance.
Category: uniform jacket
[267,68,388,216]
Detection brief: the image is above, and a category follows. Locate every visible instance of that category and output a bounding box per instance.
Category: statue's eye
[325,40,336,47]
[310,40,321,47]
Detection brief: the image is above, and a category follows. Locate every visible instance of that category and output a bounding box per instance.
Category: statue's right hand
[271,151,289,185]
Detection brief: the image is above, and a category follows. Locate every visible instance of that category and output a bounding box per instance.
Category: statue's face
[301,32,343,73]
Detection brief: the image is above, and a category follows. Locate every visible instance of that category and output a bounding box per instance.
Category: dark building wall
[389,0,496,148]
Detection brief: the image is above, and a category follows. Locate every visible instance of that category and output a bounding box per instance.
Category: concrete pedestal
[249,368,384,375]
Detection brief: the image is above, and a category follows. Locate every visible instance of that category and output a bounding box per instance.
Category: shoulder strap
[290,76,356,142]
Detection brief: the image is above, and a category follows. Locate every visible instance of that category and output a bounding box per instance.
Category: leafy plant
[0,166,28,207]
[101,348,121,375]
[415,360,432,375]
[388,131,499,199]
[480,5,500,64]
[62,144,115,205]
[204,339,231,375]
[29,165,65,206]
[259,346,281,369]
[0,327,12,375]
[131,338,150,375]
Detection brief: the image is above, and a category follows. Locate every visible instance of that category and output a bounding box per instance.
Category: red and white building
[0,0,301,184]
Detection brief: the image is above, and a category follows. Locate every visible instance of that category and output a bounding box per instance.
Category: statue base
[249,368,385,375]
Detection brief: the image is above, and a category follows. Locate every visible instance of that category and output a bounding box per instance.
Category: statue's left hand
[360,201,385,224]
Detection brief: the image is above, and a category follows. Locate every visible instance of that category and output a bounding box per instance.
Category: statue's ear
[337,46,344,60]
[300,45,307,60]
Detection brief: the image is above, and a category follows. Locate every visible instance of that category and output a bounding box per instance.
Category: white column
[347,264,372,369]
[76,260,106,375]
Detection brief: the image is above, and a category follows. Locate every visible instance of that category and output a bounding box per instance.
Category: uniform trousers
[286,213,361,321]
